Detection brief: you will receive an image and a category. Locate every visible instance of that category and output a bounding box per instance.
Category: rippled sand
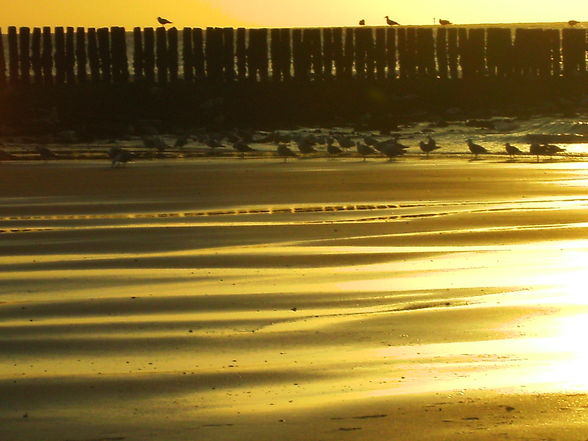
[2,157,588,441]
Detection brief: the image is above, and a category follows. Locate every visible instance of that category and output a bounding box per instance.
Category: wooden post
[292,28,304,81]
[155,26,167,83]
[406,28,417,78]
[386,27,396,79]
[374,28,386,80]
[436,27,448,79]
[468,28,485,77]
[304,28,321,80]
[0,30,6,87]
[457,28,468,78]
[258,28,269,81]
[549,29,561,78]
[76,27,87,82]
[8,27,18,85]
[31,28,42,84]
[332,27,344,79]
[192,28,205,80]
[447,28,458,79]
[133,27,144,80]
[87,28,100,82]
[143,28,155,83]
[119,27,129,82]
[271,28,282,81]
[353,27,366,79]
[364,28,375,80]
[168,27,179,82]
[206,27,222,81]
[235,28,246,80]
[65,27,75,84]
[54,27,66,85]
[416,27,435,77]
[343,27,354,79]
[486,28,511,77]
[182,28,193,82]
[97,27,111,82]
[562,28,586,76]
[323,27,334,79]
[397,28,408,79]
[222,28,235,81]
[280,28,291,80]
[18,27,31,84]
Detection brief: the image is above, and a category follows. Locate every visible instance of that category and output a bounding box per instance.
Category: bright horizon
[0,0,586,29]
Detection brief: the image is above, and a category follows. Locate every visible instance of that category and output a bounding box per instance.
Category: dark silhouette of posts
[386,28,397,79]
[42,27,53,84]
[549,29,561,77]
[87,28,100,82]
[182,28,193,81]
[54,27,66,85]
[235,28,246,80]
[270,28,282,81]
[416,27,435,77]
[31,28,42,84]
[192,28,205,80]
[397,28,408,79]
[206,27,222,81]
[323,27,334,78]
[19,27,31,84]
[65,27,75,84]
[143,28,155,83]
[436,27,448,79]
[8,27,18,85]
[76,27,87,82]
[486,28,512,77]
[353,27,366,79]
[447,28,458,79]
[248,28,268,81]
[168,27,179,82]
[332,28,344,79]
[280,28,292,80]
[97,27,111,82]
[222,28,235,80]
[133,27,144,80]
[111,26,129,83]
[364,28,376,80]
[0,30,5,87]
[562,28,586,76]
[374,28,386,79]
[156,27,168,83]
[343,28,354,79]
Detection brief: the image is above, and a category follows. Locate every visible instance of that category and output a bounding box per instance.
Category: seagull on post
[157,17,172,26]
[385,16,400,26]
[359,19,366,26]
[439,19,452,25]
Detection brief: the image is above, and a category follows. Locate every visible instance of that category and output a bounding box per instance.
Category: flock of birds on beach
[98,130,567,167]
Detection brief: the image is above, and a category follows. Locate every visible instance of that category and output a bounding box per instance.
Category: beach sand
[2,157,588,440]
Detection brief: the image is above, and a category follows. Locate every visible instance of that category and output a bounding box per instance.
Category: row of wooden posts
[1,25,587,86]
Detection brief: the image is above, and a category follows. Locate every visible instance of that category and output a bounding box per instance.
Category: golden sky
[0,0,585,29]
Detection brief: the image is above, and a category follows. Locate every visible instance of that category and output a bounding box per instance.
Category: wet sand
[2,157,588,440]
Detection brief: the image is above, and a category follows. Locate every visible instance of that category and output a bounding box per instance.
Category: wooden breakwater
[1,25,587,85]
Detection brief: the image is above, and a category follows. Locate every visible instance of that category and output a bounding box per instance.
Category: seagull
[335,135,355,149]
[174,134,190,149]
[568,20,580,26]
[466,139,489,159]
[277,144,297,162]
[359,19,366,26]
[206,138,224,149]
[439,19,452,25]
[419,135,440,158]
[109,146,132,168]
[36,146,58,162]
[233,140,254,158]
[541,143,565,158]
[297,138,317,154]
[356,142,376,161]
[157,17,172,26]
[529,143,543,162]
[385,16,400,26]
[504,143,523,159]
[327,144,343,155]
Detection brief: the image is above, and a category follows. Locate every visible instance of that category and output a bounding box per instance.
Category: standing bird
[542,143,565,158]
[439,19,452,25]
[359,19,366,26]
[385,16,400,26]
[297,138,317,154]
[568,20,580,26]
[327,144,343,156]
[504,142,523,159]
[529,143,543,162]
[356,142,376,161]
[466,139,489,159]
[109,146,132,168]
[174,133,190,149]
[36,146,58,162]
[419,135,440,158]
[277,144,297,162]
[157,17,172,26]
[233,140,254,158]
